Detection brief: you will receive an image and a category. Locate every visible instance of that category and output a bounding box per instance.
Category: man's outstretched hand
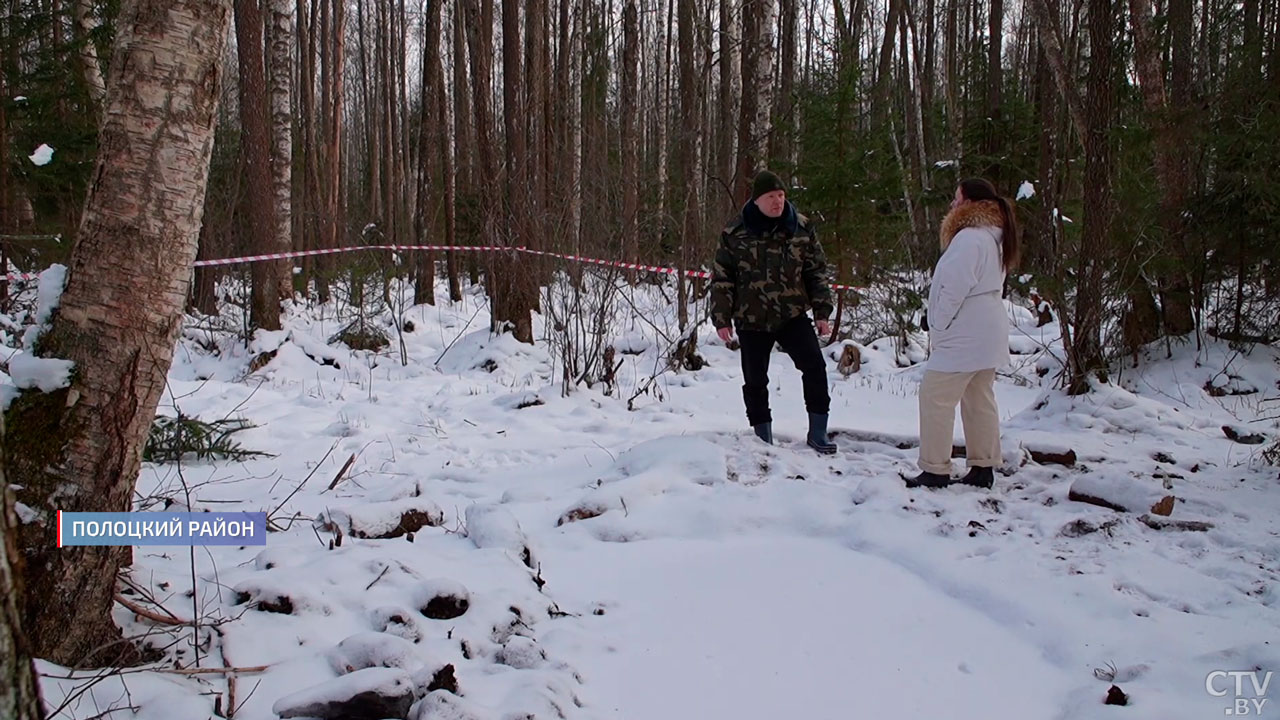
[717,326,734,343]
[815,319,832,337]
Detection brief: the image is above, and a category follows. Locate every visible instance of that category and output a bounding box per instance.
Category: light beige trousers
[917,368,1001,475]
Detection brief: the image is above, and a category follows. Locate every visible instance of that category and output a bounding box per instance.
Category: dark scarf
[742,200,799,237]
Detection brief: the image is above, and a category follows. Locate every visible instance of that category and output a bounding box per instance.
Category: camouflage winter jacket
[709,201,834,332]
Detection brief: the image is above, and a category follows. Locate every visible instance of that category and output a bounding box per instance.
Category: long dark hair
[958,177,1020,271]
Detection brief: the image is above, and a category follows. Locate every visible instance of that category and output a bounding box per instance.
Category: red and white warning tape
[5,243,863,291]
[520,248,714,280]
[190,243,515,267]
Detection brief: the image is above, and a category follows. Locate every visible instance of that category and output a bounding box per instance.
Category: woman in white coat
[907,178,1020,489]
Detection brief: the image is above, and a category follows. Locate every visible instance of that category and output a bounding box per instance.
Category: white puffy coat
[926,201,1010,373]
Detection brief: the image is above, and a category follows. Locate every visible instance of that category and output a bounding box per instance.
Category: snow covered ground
[7,270,1280,720]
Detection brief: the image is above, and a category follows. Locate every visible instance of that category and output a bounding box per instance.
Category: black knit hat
[751,170,787,200]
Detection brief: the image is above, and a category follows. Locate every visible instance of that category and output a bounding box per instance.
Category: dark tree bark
[1,415,45,720]
[237,0,287,331]
[678,0,701,328]
[1071,0,1119,389]
[453,0,475,293]
[985,0,1004,181]
[498,0,535,342]
[621,0,640,279]
[414,0,445,306]
[769,0,797,165]
[1128,0,1195,337]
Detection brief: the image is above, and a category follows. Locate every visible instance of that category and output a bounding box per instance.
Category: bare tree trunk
[736,0,776,201]
[678,0,700,329]
[453,0,476,291]
[923,0,935,120]
[1128,0,1195,336]
[579,1,607,261]
[568,0,583,271]
[499,0,534,342]
[769,0,796,166]
[1030,0,1110,390]
[620,0,640,280]
[4,0,231,665]
[901,1,929,248]
[555,0,570,256]
[238,0,286,331]
[1072,0,1117,390]
[396,0,411,251]
[442,55,459,303]
[1026,0,1088,142]
[415,0,445,305]
[269,0,294,302]
[526,0,549,259]
[1115,0,1163,356]
[0,11,10,311]
[871,0,903,127]
[380,0,398,248]
[318,0,345,300]
[985,0,1004,181]
[655,0,671,231]
[906,1,928,190]
[1033,38,1059,274]
[1264,0,1274,80]
[1,416,44,720]
[73,0,106,121]
[296,0,317,291]
[356,0,379,224]
[716,0,739,213]
[463,0,501,306]
[944,0,962,156]
[315,0,331,299]
[1245,0,1261,72]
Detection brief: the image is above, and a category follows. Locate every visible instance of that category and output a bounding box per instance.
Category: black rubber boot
[806,413,837,455]
[904,471,955,489]
[753,422,773,444]
[960,466,995,489]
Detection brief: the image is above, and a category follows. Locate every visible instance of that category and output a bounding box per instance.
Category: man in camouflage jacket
[710,170,838,454]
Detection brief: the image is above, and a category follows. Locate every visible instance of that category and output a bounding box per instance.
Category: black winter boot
[753,422,773,444]
[806,413,837,455]
[903,471,955,489]
[960,466,994,489]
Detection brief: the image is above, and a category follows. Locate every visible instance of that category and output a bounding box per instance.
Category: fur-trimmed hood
[940,199,1004,250]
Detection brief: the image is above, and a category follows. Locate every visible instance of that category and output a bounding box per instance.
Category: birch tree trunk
[269,0,293,303]
[736,0,775,201]
[73,0,106,121]
[717,0,739,213]
[4,0,231,665]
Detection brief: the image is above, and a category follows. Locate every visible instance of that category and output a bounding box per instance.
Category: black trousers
[737,315,831,426]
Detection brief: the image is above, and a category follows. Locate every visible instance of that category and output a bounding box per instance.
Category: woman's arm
[927,233,983,332]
